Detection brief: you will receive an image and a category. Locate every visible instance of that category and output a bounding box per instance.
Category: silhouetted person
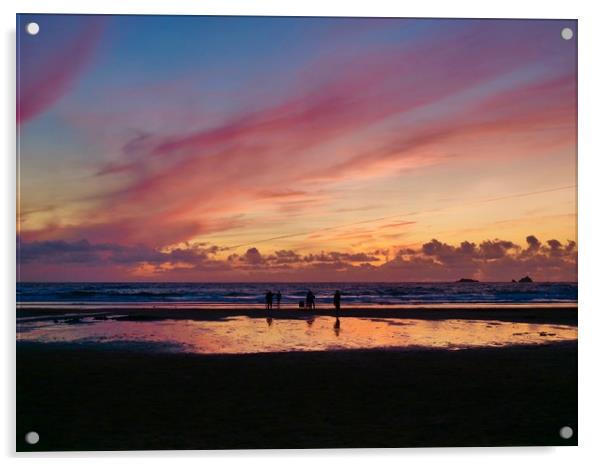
[333,290,341,316]
[276,291,282,309]
[266,316,273,326]
[265,290,273,310]
[306,290,316,309]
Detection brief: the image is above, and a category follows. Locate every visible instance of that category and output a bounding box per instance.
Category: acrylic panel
[16,14,577,451]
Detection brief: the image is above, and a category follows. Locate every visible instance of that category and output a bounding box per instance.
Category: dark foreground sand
[17,340,577,451]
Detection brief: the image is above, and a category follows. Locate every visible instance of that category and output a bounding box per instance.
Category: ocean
[16,282,577,306]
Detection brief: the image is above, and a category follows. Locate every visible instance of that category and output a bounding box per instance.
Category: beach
[17,340,577,451]
[17,304,577,325]
[16,304,577,450]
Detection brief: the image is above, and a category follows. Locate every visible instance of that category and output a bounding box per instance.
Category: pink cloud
[18,17,105,124]
[20,21,575,255]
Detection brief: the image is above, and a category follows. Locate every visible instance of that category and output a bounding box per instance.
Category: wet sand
[17,304,578,325]
[17,340,577,450]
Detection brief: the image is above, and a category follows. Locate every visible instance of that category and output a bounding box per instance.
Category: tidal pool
[17,315,577,354]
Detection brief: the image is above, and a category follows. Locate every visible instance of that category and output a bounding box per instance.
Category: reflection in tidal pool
[17,316,577,354]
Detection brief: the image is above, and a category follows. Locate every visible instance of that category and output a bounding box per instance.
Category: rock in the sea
[457,278,479,283]
[511,279,517,283]
[518,275,533,283]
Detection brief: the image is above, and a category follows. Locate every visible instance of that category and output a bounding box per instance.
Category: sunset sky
[17,15,577,282]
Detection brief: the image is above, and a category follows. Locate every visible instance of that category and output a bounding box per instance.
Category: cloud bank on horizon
[17,16,577,281]
[17,234,576,282]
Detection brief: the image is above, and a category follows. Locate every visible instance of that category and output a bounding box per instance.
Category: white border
[3,1,602,464]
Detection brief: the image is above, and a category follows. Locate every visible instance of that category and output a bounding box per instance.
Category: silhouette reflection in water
[334,317,341,336]
[265,291,274,325]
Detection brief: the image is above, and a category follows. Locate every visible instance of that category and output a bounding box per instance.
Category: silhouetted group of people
[265,289,342,313]
[264,290,282,310]
[265,289,343,333]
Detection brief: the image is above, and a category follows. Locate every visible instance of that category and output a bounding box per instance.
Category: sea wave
[16,282,578,305]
